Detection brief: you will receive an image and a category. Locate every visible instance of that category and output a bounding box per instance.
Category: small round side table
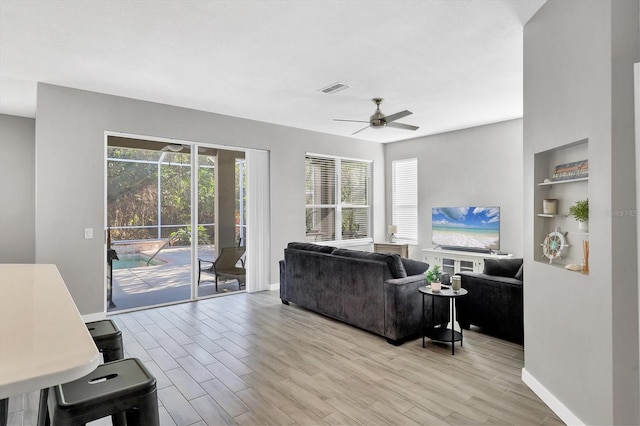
[418,286,468,355]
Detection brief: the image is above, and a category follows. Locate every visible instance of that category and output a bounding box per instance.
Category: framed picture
[552,159,588,181]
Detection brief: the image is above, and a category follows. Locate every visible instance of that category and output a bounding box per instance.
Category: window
[305,154,372,243]
[392,158,418,243]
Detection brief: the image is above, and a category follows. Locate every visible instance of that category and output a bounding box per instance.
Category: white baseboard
[246,283,279,293]
[82,312,107,322]
[522,368,584,425]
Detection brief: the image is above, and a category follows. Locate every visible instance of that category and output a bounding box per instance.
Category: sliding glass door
[106,136,248,312]
[107,138,192,311]
[196,151,246,297]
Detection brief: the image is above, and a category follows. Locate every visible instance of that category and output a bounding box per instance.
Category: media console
[422,248,513,275]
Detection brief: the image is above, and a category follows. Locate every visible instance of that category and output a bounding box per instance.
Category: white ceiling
[0,0,545,143]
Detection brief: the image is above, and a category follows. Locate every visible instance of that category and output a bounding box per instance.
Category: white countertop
[0,264,100,399]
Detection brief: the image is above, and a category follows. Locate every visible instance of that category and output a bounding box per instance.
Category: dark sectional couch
[457,258,524,343]
[279,242,450,345]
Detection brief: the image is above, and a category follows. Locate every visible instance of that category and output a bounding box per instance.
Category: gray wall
[34,83,386,316]
[0,114,35,263]
[384,119,524,259]
[524,1,639,424]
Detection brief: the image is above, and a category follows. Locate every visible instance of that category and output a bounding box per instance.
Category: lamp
[388,225,397,243]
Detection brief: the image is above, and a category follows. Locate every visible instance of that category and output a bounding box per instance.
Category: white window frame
[392,158,418,244]
[305,153,373,245]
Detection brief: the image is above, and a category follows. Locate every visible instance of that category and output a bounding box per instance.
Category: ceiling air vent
[318,82,351,94]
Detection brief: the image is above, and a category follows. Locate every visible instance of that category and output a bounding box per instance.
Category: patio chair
[198,246,246,291]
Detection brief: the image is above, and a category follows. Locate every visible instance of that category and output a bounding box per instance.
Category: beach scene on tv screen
[432,207,500,250]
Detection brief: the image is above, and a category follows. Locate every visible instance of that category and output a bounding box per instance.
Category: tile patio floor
[110,246,244,312]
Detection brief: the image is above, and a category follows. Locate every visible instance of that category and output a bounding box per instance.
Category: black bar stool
[47,358,159,426]
[86,319,123,363]
[87,319,125,425]
[37,319,126,426]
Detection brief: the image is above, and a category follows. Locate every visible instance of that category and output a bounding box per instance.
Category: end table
[418,286,468,355]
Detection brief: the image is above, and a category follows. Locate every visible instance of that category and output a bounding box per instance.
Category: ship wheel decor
[541,229,569,263]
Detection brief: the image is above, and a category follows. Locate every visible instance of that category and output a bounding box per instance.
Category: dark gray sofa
[279,242,449,345]
[456,258,524,343]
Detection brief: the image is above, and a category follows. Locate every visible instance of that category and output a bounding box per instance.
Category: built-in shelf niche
[533,139,589,273]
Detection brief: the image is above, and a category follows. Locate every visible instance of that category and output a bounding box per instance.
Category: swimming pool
[112,253,165,270]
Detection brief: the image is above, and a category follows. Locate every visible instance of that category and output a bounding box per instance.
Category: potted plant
[426,265,442,291]
[569,199,589,232]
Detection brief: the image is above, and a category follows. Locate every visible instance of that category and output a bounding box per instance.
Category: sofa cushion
[401,258,429,276]
[483,258,523,278]
[332,248,407,279]
[287,242,335,254]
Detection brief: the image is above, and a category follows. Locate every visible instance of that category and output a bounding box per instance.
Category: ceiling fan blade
[333,119,370,123]
[386,122,419,131]
[351,125,370,135]
[383,110,412,123]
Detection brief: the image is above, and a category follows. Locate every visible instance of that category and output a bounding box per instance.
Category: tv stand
[439,245,492,254]
[422,247,513,275]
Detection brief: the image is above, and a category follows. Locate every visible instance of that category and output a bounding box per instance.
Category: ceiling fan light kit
[334,98,419,135]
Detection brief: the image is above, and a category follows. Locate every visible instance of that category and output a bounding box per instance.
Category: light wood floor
[6,290,563,425]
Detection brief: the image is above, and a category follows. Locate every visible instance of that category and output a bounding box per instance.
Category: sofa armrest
[385,275,426,287]
[383,275,450,343]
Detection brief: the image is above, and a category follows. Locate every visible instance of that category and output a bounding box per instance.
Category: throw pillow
[514,264,524,281]
[287,242,335,254]
[483,258,523,278]
[332,249,407,279]
[401,258,429,276]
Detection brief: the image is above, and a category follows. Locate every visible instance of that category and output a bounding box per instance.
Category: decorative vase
[543,199,557,215]
[578,220,589,232]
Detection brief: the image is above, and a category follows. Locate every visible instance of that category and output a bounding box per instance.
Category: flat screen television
[431,206,500,251]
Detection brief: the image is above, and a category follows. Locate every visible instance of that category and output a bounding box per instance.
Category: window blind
[392,158,418,243]
[305,154,372,243]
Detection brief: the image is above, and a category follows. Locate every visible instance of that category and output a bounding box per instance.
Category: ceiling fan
[333,98,419,135]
